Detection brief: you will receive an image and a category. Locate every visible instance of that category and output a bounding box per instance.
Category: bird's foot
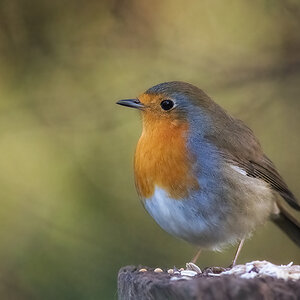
[186,262,202,273]
[202,266,228,275]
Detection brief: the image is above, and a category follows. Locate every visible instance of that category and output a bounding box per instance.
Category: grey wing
[225,154,300,210]
[206,116,300,211]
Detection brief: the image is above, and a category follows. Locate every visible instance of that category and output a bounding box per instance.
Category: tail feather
[272,205,300,247]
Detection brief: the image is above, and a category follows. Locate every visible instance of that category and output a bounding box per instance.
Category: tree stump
[118,263,300,300]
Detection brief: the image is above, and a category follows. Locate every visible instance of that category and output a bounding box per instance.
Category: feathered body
[119,81,300,250]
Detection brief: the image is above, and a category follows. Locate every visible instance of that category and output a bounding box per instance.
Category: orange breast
[134,116,199,199]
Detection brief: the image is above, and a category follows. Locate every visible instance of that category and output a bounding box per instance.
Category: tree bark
[118,265,300,300]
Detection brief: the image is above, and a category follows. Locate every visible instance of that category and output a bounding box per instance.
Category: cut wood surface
[118,262,300,300]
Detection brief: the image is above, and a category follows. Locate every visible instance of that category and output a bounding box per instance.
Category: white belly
[143,165,277,250]
[144,186,230,249]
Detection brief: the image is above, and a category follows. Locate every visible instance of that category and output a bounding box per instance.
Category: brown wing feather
[224,154,299,210]
[203,107,299,210]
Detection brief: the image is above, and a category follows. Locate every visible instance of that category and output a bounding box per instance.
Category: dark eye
[160,100,174,111]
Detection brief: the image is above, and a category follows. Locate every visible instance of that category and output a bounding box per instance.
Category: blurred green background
[0,0,299,299]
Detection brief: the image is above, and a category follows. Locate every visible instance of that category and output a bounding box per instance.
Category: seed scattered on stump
[181,270,198,277]
[139,268,147,272]
[154,268,163,273]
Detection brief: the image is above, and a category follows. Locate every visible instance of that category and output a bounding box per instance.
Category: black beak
[116,99,145,110]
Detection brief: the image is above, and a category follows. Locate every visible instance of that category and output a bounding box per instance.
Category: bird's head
[117,81,214,127]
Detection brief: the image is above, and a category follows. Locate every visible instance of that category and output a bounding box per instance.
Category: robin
[117,81,300,266]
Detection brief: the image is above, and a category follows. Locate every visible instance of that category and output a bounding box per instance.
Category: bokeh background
[0,0,299,299]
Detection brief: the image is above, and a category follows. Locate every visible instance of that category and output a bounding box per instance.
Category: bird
[116,81,300,266]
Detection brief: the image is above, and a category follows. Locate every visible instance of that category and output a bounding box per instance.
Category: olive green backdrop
[0,0,299,299]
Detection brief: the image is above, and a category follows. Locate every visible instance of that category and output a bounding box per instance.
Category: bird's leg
[191,248,202,264]
[230,238,245,267]
[186,248,202,273]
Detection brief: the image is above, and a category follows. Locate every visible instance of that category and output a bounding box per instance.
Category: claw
[203,266,227,275]
[186,262,202,273]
